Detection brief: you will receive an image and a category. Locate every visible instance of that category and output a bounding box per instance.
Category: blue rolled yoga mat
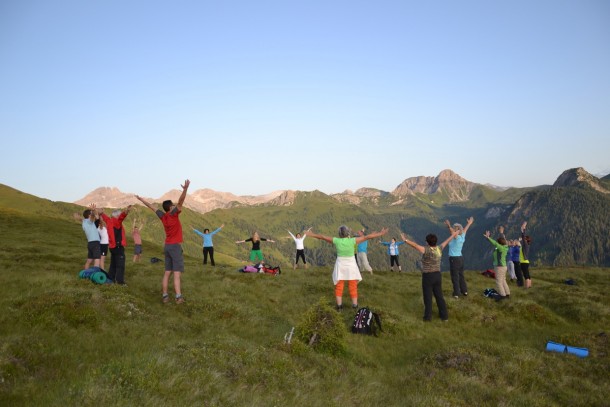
[546,341,567,353]
[546,341,589,358]
[566,346,589,358]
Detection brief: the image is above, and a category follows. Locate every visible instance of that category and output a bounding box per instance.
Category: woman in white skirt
[306,225,388,311]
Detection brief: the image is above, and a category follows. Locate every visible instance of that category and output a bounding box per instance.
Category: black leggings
[295,249,306,264]
[390,255,400,267]
[521,262,530,280]
[203,246,215,266]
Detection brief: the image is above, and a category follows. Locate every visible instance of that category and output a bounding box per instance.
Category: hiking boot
[352,304,358,309]
[453,295,459,299]
[162,295,170,304]
[335,304,343,312]
[175,296,185,304]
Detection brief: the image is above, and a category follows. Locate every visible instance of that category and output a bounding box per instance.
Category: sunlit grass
[0,206,609,406]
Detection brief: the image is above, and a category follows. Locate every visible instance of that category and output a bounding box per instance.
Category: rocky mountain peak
[74,187,139,208]
[553,167,609,193]
[391,169,476,201]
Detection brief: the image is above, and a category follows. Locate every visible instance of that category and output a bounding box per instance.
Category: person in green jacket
[484,230,510,301]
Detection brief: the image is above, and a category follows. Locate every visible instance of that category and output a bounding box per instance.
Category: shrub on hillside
[295,299,346,356]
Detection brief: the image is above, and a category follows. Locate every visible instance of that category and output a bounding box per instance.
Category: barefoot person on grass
[132,219,144,263]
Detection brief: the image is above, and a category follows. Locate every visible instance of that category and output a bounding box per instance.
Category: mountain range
[74,169,523,212]
[69,167,610,269]
[3,167,608,269]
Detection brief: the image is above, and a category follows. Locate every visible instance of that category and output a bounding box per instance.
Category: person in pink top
[136,179,190,304]
[132,219,144,262]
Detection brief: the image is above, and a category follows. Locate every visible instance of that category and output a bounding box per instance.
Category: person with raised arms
[401,228,459,322]
[136,179,190,304]
[287,228,311,269]
[444,216,474,298]
[192,223,224,267]
[235,231,275,263]
[306,226,388,311]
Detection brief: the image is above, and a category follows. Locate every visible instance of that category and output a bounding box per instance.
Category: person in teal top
[484,230,510,300]
[444,217,474,298]
[192,224,224,267]
[306,225,388,311]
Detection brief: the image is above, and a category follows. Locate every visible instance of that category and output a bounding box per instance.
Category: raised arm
[439,229,460,250]
[208,225,223,236]
[88,203,99,220]
[444,219,455,233]
[354,227,388,244]
[176,179,190,210]
[463,216,474,234]
[520,221,529,251]
[287,230,296,241]
[400,232,425,254]
[192,226,204,237]
[136,195,157,213]
[484,230,502,249]
[305,230,333,244]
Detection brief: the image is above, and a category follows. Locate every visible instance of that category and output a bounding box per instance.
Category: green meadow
[0,195,609,406]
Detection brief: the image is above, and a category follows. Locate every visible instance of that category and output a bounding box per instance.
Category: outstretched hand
[181,179,190,190]
[467,217,474,225]
[484,230,491,238]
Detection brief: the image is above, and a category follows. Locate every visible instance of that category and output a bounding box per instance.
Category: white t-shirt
[98,226,109,244]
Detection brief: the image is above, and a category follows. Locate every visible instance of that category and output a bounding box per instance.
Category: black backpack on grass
[351,307,382,336]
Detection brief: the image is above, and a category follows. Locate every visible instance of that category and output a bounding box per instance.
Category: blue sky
[1,0,609,202]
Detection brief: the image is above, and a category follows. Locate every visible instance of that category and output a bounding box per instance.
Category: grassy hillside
[1,190,609,406]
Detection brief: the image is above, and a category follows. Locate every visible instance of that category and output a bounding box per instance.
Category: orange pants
[335,280,358,299]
